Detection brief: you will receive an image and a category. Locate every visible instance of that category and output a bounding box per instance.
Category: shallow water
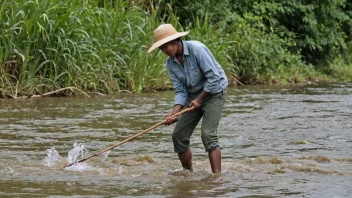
[0,83,351,197]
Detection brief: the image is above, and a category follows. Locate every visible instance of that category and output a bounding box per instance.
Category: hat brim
[148,31,189,53]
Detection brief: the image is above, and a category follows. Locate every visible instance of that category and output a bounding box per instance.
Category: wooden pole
[64,106,195,168]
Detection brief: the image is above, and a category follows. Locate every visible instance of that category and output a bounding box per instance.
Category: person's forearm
[196,90,208,103]
[172,104,183,114]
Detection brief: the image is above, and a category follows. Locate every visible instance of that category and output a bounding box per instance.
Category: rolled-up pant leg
[201,90,226,152]
[172,107,202,153]
[172,90,226,153]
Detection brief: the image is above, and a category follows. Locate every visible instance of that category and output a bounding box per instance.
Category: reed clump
[2,0,349,98]
[1,0,169,98]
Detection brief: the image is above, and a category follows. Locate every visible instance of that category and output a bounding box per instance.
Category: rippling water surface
[0,83,351,197]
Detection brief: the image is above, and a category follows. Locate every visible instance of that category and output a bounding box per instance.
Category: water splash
[42,147,62,166]
[65,142,103,172]
[0,164,16,175]
[43,142,110,172]
[64,162,95,172]
[100,150,111,163]
[67,141,87,163]
[64,142,98,172]
[43,142,87,168]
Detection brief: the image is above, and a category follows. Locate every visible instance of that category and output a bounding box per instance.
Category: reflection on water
[0,83,351,197]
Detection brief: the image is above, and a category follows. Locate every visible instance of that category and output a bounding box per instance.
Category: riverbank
[1,1,351,99]
[1,77,349,100]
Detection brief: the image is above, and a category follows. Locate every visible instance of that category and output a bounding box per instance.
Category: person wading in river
[148,24,228,173]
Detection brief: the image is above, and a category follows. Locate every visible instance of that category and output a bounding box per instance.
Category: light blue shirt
[166,40,228,106]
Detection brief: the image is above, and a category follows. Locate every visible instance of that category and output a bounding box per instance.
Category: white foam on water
[43,142,115,172]
[42,147,62,167]
[64,162,95,172]
[100,150,111,164]
[64,141,99,172]
[8,165,15,174]
[67,141,87,163]
[118,166,124,173]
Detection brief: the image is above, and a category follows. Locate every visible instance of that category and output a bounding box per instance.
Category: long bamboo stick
[64,106,195,168]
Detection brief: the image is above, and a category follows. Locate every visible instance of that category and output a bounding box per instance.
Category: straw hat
[148,24,189,53]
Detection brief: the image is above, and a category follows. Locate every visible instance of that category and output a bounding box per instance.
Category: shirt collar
[172,40,189,63]
[182,40,189,56]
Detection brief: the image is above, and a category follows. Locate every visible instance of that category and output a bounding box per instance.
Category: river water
[0,83,351,197]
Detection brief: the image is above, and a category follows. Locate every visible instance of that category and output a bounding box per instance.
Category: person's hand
[189,99,201,109]
[164,113,178,126]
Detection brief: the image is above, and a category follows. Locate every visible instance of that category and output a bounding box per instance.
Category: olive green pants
[172,89,226,153]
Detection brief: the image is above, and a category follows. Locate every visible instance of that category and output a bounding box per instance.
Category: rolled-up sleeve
[194,47,221,93]
[166,66,188,106]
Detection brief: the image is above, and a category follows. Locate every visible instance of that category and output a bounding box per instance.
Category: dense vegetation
[1,0,351,98]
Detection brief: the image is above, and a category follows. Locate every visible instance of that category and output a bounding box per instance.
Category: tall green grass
[0,0,169,97]
[1,0,345,98]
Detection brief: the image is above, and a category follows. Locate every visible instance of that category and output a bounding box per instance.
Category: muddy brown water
[0,83,351,197]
